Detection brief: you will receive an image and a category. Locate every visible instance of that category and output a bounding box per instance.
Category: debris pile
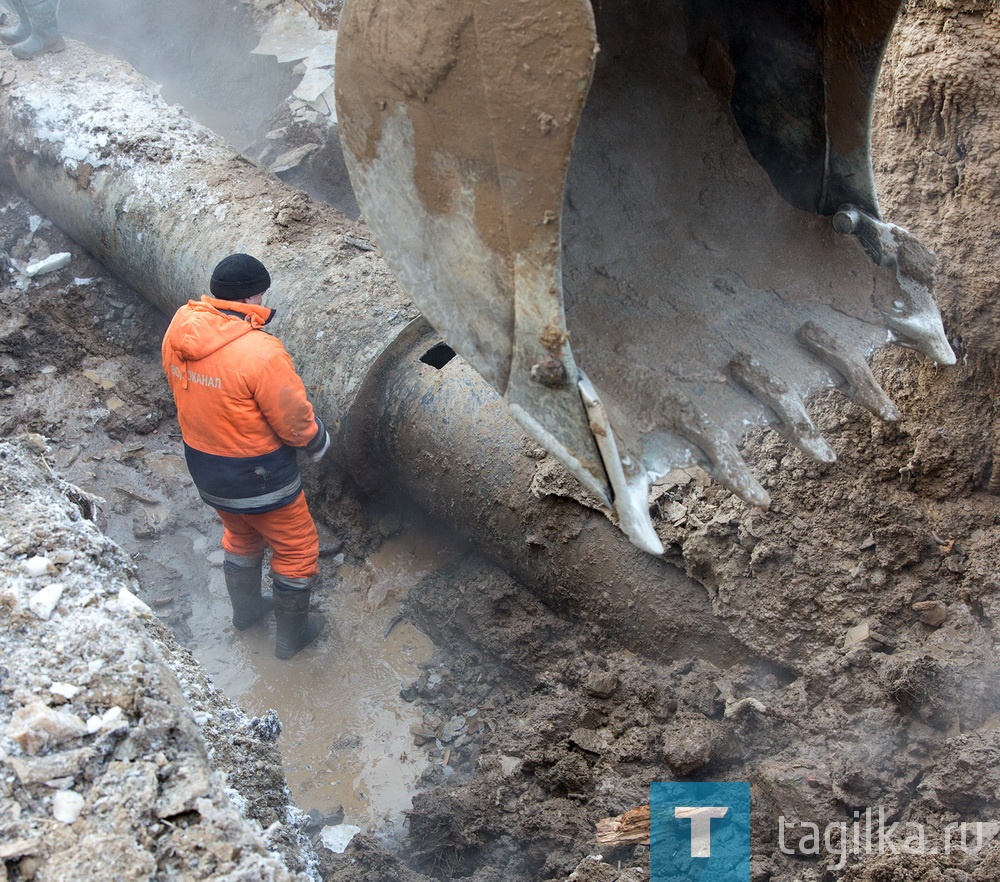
[0,441,313,880]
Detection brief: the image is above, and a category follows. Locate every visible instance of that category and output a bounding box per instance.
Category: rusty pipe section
[0,43,742,662]
[347,320,748,661]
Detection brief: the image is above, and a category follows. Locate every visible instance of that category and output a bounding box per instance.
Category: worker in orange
[161,253,328,659]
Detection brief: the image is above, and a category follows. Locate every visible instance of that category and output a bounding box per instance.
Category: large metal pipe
[0,42,747,662]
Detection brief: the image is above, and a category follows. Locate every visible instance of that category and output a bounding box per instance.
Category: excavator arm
[335,0,954,554]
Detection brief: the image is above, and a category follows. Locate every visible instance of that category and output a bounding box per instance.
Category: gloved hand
[308,430,331,463]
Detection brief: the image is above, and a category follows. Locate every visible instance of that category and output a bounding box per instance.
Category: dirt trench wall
[875,0,1000,353]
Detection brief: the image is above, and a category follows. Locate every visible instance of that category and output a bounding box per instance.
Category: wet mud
[189,531,451,835]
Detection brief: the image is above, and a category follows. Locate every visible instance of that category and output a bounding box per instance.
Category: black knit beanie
[209,253,271,301]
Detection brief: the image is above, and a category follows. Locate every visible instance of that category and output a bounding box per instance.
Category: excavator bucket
[334,0,955,555]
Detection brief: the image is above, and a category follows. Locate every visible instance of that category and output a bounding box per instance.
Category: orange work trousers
[216,491,319,580]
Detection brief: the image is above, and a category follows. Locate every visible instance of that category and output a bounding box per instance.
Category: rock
[7,747,95,786]
[131,512,158,539]
[318,536,344,557]
[570,727,614,756]
[378,512,402,537]
[439,714,467,742]
[155,762,212,818]
[6,702,86,755]
[0,838,41,861]
[844,621,872,650]
[843,621,894,650]
[537,752,593,793]
[752,757,836,849]
[661,713,720,775]
[269,143,320,174]
[912,599,948,626]
[584,670,619,699]
[304,805,345,834]
[409,722,437,746]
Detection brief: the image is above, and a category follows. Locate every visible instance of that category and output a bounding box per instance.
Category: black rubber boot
[273,578,324,659]
[10,0,64,59]
[224,558,272,630]
[0,0,31,45]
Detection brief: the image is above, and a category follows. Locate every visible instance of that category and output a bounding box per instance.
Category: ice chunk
[52,790,85,824]
[28,583,64,620]
[24,252,71,277]
[23,556,52,577]
[117,586,153,618]
[320,824,361,853]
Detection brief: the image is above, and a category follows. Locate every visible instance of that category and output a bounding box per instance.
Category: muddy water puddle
[48,385,461,838]
[185,526,459,836]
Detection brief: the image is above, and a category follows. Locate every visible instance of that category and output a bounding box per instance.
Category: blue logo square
[650,781,750,882]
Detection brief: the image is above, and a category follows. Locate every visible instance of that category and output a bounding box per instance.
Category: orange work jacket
[161,296,326,513]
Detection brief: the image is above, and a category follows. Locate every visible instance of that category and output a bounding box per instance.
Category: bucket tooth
[796,322,899,421]
[667,389,769,508]
[729,353,837,463]
[832,205,956,366]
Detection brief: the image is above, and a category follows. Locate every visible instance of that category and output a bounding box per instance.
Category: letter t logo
[674,806,729,857]
[650,781,749,881]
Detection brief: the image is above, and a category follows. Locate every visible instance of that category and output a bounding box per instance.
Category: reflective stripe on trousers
[216,491,319,581]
